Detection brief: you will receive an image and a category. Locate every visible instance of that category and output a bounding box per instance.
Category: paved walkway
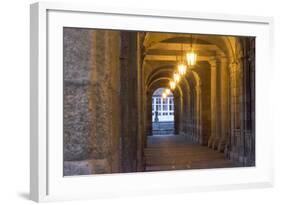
[152,121,174,135]
[145,135,236,171]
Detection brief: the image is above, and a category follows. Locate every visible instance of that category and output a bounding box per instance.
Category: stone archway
[63,28,255,176]
[141,31,254,166]
[150,87,175,135]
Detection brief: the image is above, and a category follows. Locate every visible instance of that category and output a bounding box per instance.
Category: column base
[207,137,214,147]
[63,158,111,176]
[229,152,253,166]
[217,138,226,152]
[211,138,220,150]
[229,151,239,162]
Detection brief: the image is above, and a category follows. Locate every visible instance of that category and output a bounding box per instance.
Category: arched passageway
[142,32,255,171]
[63,28,255,176]
[151,88,175,135]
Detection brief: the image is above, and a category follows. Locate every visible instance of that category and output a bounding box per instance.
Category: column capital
[195,85,201,94]
[208,56,229,68]
[219,57,229,64]
[208,58,217,69]
[229,61,238,71]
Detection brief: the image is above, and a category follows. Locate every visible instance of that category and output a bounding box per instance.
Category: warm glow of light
[162,92,167,99]
[178,63,187,75]
[165,88,171,95]
[186,51,197,66]
[170,81,176,90]
[173,72,181,83]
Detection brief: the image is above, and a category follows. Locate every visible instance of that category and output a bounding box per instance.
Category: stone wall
[195,62,211,145]
[63,28,93,175]
[228,37,256,166]
[63,28,139,176]
[88,30,121,174]
[177,62,211,145]
[119,32,138,172]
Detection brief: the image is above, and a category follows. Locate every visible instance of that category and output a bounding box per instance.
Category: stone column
[180,84,189,139]
[218,58,229,152]
[180,97,184,136]
[119,31,138,173]
[63,29,122,176]
[186,89,191,139]
[208,59,221,148]
[199,62,211,146]
[235,38,256,166]
[229,61,240,161]
[174,93,181,135]
[186,89,192,140]
[191,90,196,142]
[146,90,153,136]
[212,59,222,150]
[237,55,248,164]
[89,30,121,174]
[63,28,94,176]
[249,38,256,166]
[136,33,146,171]
[186,89,191,140]
[195,84,202,144]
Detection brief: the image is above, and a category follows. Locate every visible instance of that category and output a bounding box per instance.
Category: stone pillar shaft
[229,62,240,161]
[89,30,121,174]
[208,59,221,149]
[218,58,229,152]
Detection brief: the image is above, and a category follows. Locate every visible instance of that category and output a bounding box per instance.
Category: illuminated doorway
[152,88,174,135]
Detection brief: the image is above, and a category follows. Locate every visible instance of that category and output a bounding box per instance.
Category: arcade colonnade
[63,28,255,176]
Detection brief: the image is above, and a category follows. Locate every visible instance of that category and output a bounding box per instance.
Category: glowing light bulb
[178,63,187,75]
[173,72,181,83]
[162,92,167,99]
[170,81,176,90]
[186,51,197,66]
[165,88,171,95]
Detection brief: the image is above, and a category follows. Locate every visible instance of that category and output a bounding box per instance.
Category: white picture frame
[30,2,274,202]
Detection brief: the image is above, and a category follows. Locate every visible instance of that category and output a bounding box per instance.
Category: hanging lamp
[186,34,197,66]
[169,81,176,90]
[177,43,187,75]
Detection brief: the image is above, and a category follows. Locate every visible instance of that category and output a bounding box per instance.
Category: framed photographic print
[30,2,274,202]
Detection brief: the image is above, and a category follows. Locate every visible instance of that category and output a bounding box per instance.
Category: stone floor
[152,121,174,135]
[145,135,237,172]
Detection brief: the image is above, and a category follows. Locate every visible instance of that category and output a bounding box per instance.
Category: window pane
[169,98,173,104]
[156,98,161,104]
[169,104,174,110]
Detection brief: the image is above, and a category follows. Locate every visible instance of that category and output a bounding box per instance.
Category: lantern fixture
[165,88,171,95]
[169,81,176,90]
[178,63,187,75]
[173,72,181,83]
[186,34,197,66]
[177,43,187,75]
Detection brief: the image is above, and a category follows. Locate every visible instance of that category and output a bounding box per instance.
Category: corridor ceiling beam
[144,55,212,62]
[149,43,220,52]
[146,49,216,57]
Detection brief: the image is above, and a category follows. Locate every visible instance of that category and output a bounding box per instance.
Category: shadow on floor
[145,135,237,172]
